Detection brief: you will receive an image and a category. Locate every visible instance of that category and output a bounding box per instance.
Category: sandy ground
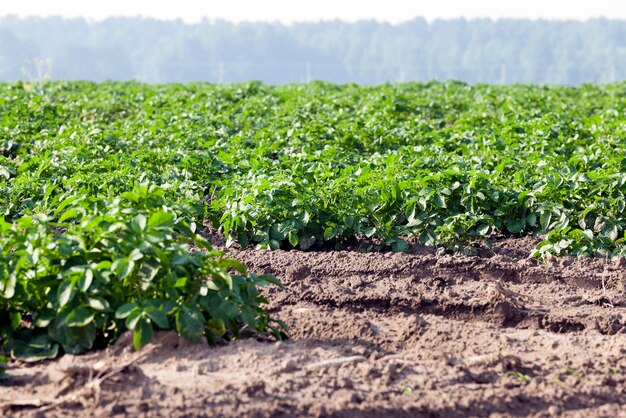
[2,238,626,417]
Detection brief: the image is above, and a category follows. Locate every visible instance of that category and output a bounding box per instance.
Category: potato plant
[0,186,285,363]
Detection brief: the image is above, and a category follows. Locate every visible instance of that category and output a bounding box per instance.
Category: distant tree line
[0,16,625,84]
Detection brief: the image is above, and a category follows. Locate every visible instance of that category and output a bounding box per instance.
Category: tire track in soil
[235,239,626,339]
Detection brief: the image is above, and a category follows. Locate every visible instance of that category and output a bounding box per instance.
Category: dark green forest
[0,16,624,84]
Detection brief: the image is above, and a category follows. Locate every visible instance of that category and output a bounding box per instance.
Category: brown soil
[3,238,626,417]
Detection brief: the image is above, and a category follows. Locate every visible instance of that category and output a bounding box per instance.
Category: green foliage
[0,354,8,384]
[3,81,626,259]
[532,227,615,258]
[0,189,285,363]
[4,79,626,376]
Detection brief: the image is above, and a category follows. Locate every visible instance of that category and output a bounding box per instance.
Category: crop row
[4,81,626,255]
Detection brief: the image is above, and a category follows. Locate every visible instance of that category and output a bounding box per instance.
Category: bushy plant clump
[0,186,285,363]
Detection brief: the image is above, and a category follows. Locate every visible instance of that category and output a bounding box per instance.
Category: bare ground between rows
[2,238,626,418]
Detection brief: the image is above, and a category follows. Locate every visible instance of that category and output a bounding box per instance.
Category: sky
[1,0,625,23]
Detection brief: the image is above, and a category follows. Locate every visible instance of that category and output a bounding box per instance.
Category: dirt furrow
[2,239,626,417]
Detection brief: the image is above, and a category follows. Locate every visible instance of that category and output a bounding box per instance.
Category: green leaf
[131,214,147,232]
[115,302,138,319]
[288,231,299,247]
[144,306,169,329]
[176,305,205,343]
[476,223,491,236]
[390,238,409,253]
[34,311,55,328]
[0,271,16,298]
[608,225,619,242]
[69,323,97,349]
[206,318,226,336]
[133,318,153,350]
[540,212,552,230]
[78,269,93,292]
[66,307,95,327]
[0,217,11,233]
[125,309,142,330]
[269,226,285,241]
[113,258,134,279]
[88,297,110,311]
[57,281,75,307]
[121,191,141,202]
[11,339,59,363]
[506,219,525,234]
[216,259,248,275]
[269,239,281,250]
[10,312,22,330]
[58,208,83,223]
[241,307,257,329]
[433,194,447,208]
[147,211,174,228]
[299,235,316,250]
[0,167,10,180]
[362,227,376,238]
[138,261,160,282]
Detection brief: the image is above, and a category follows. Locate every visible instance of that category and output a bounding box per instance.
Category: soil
[2,238,626,417]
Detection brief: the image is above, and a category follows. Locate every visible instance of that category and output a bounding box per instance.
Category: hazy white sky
[1,0,624,23]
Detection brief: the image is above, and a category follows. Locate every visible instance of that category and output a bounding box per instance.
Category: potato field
[1,81,625,417]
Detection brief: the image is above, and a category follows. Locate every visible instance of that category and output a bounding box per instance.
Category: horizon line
[0,13,621,26]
